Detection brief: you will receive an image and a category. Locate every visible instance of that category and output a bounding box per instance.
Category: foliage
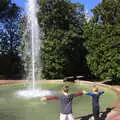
[92,0,120,25]
[39,0,88,79]
[84,0,120,81]
[0,0,10,19]
[0,2,22,55]
[0,0,24,79]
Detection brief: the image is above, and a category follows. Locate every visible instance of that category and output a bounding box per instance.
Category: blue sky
[14,0,101,16]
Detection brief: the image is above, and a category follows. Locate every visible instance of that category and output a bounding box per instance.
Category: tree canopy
[38,0,88,79]
[0,0,24,79]
[84,0,120,81]
[0,0,120,82]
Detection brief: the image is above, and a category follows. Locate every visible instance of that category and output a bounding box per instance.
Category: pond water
[0,82,117,120]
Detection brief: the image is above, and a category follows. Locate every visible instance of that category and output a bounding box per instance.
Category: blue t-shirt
[86,91,104,107]
[59,94,74,114]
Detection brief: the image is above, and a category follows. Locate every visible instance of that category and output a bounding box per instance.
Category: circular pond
[0,82,117,120]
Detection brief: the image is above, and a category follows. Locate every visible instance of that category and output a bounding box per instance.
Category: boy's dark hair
[93,87,98,92]
[92,85,98,92]
[62,85,69,93]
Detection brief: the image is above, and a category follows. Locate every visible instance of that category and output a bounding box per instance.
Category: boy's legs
[60,113,67,120]
[93,109,99,120]
[67,114,74,120]
[93,107,99,120]
[60,113,74,120]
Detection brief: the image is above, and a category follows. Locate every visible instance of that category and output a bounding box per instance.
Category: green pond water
[0,82,117,120]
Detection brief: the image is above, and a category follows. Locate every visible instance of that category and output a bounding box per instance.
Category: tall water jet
[26,0,42,89]
[16,0,56,98]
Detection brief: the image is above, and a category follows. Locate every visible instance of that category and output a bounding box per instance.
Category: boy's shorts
[60,113,74,120]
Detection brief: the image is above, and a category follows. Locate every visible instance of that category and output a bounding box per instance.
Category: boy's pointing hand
[82,90,87,94]
[40,97,47,101]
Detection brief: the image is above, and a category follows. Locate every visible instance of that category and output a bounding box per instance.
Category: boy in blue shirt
[83,86,104,120]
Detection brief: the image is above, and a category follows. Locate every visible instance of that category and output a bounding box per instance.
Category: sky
[13,0,101,16]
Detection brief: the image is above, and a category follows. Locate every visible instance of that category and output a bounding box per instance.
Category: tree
[84,0,120,81]
[0,0,11,19]
[0,2,22,55]
[92,0,120,25]
[39,0,88,79]
[0,1,24,79]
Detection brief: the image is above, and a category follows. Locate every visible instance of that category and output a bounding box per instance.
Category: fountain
[16,0,54,98]
[26,0,41,89]
[0,1,119,120]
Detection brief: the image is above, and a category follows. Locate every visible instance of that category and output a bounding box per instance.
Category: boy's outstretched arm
[74,91,83,97]
[83,90,104,96]
[40,97,47,101]
[83,90,94,96]
[40,96,59,101]
[98,91,104,95]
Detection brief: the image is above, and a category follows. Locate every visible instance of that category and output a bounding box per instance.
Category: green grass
[0,82,117,120]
